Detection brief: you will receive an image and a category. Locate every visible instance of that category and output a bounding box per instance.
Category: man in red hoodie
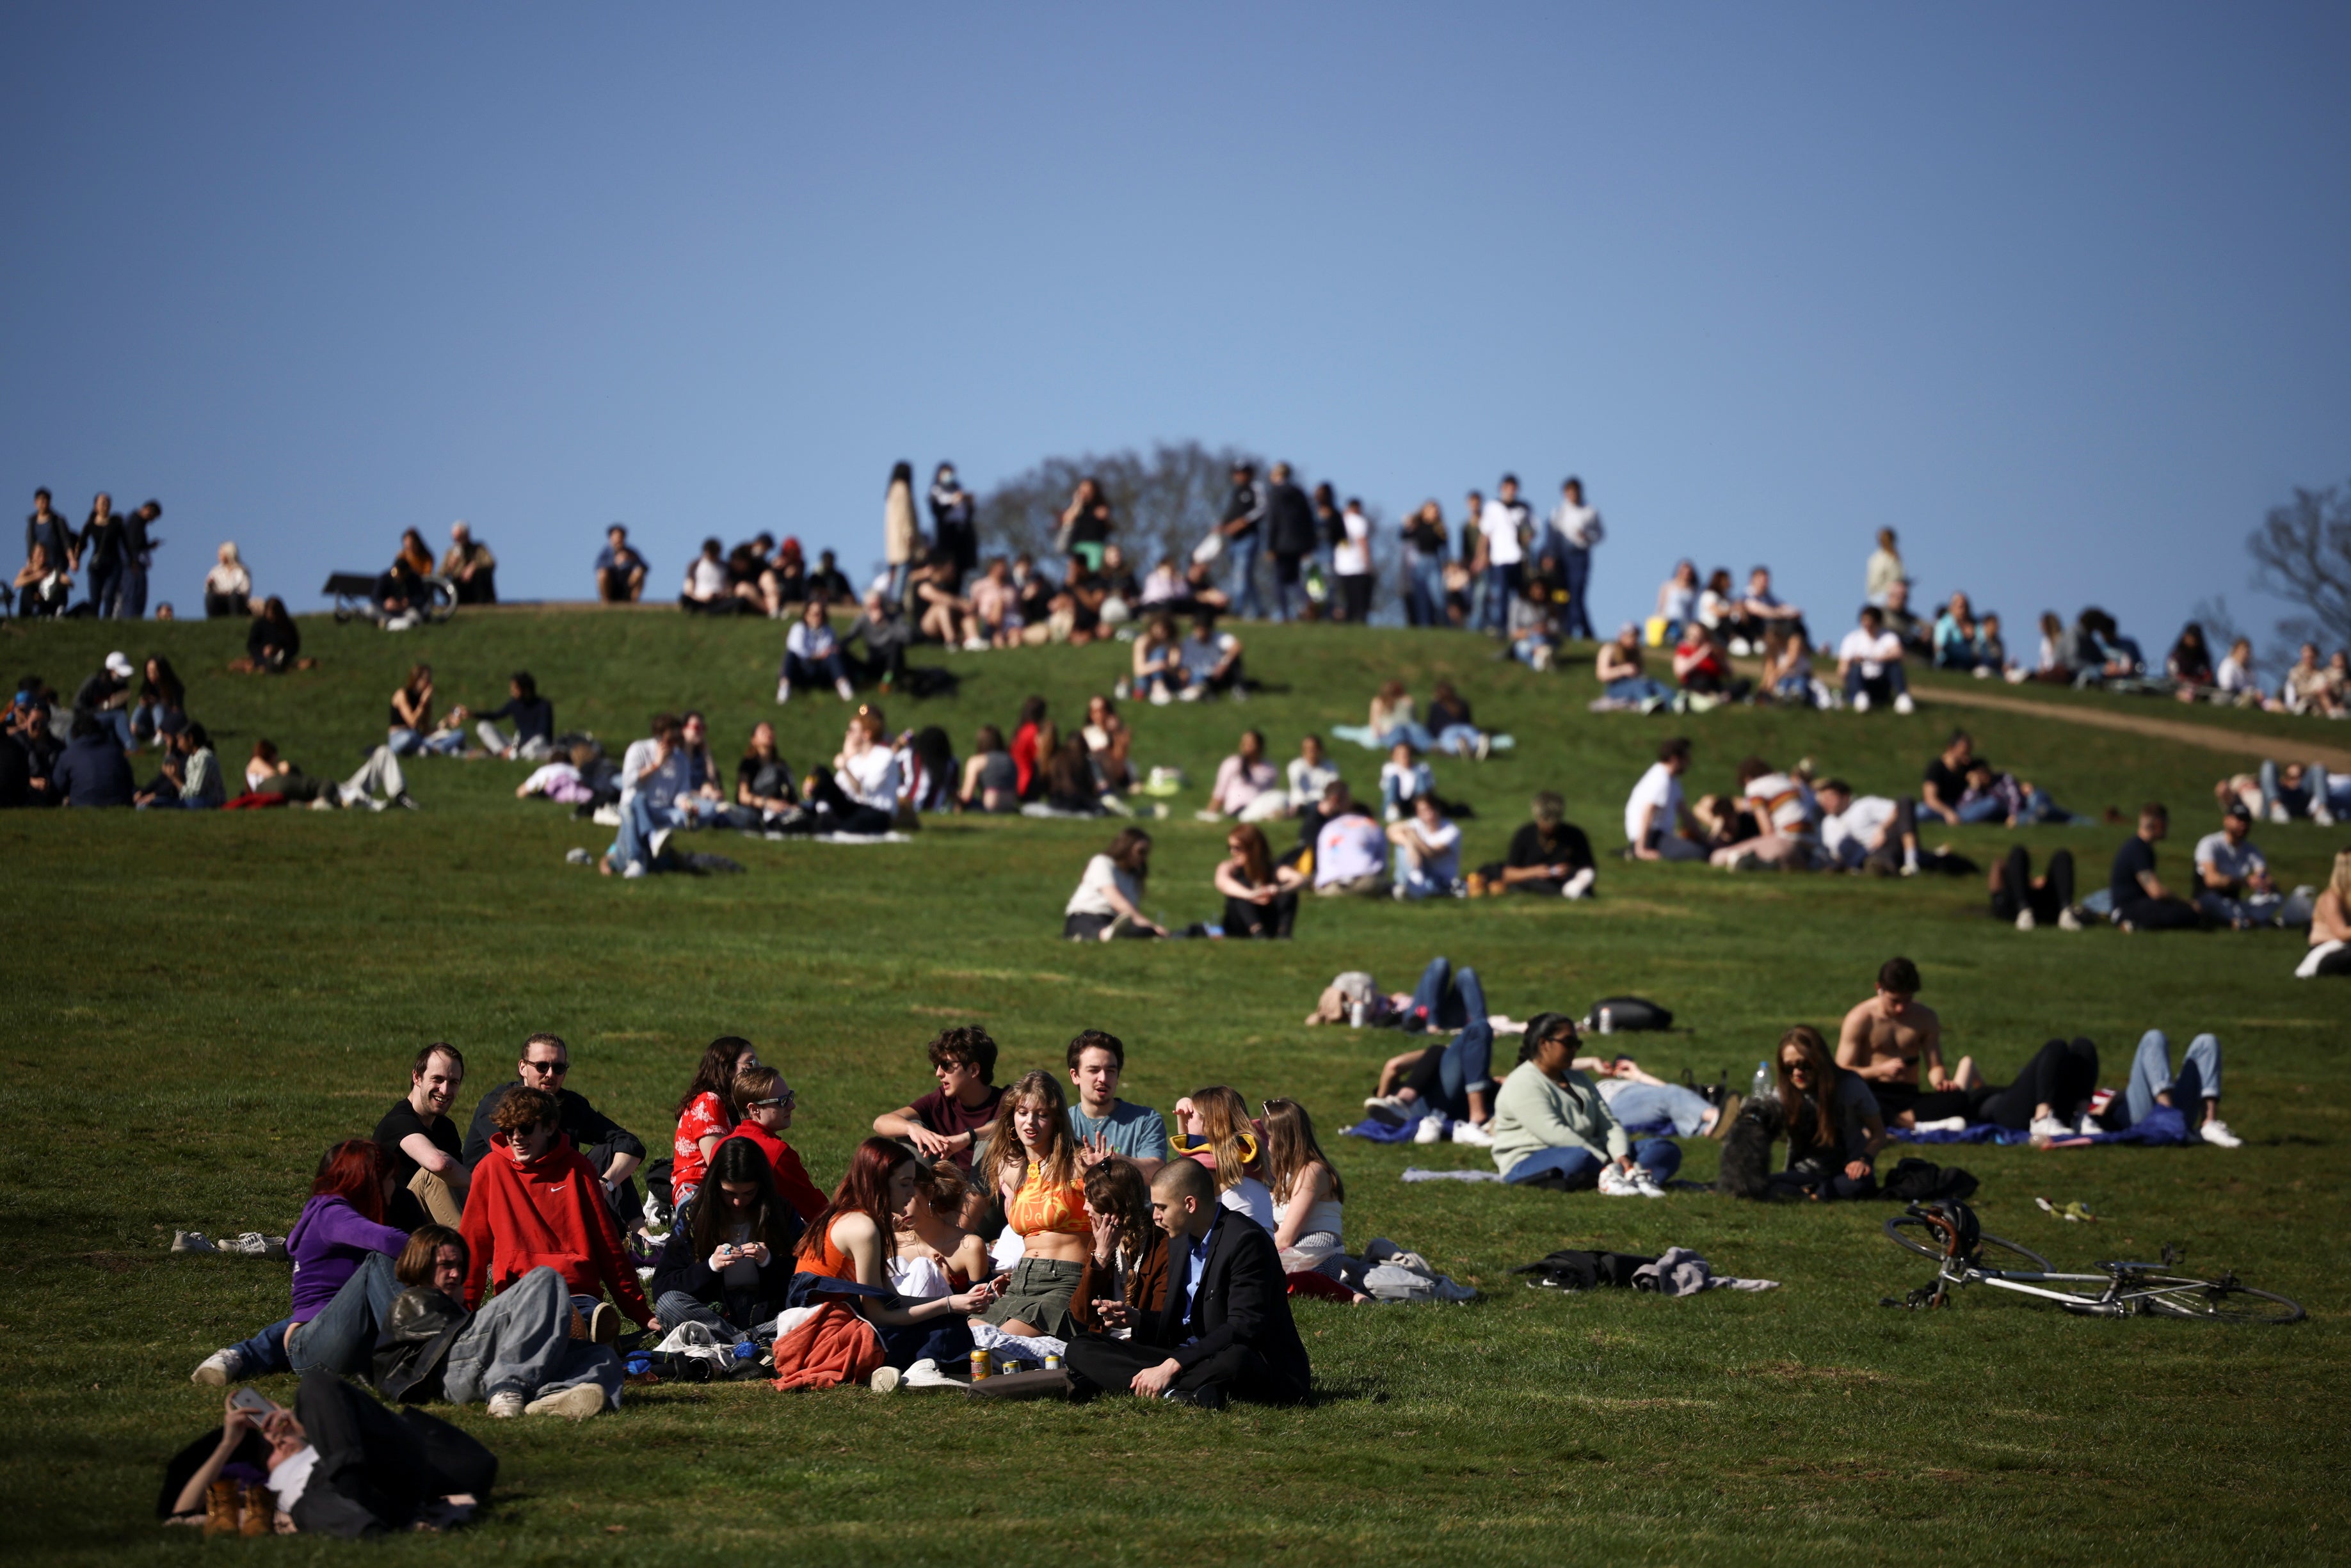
[460,1089,654,1332]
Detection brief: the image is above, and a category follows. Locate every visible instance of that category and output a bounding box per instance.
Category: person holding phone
[794,1138,999,1383]
[648,1139,803,1340]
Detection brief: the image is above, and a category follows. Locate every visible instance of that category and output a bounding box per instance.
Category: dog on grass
[1714,1091,1785,1199]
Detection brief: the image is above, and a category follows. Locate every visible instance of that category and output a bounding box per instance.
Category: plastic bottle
[1598,1007,1614,1035]
[1749,1059,1773,1101]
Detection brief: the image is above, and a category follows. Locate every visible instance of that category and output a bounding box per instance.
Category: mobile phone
[230,1387,277,1416]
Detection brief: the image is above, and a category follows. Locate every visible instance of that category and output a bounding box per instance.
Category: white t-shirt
[1821,797,1898,863]
[1479,500,1526,566]
[1623,762,1684,844]
[1066,853,1141,918]
[684,556,728,600]
[2215,653,2252,694]
[268,1445,317,1510]
[1315,813,1388,886]
[1288,756,1340,801]
[1403,817,1461,880]
[1838,628,1904,677]
[1220,1176,1276,1231]
[834,745,901,811]
[785,621,838,660]
[1379,759,1434,803]
[1335,509,1371,576]
[620,739,687,812]
[1742,772,1815,835]
[1552,502,1603,549]
[2192,832,2265,885]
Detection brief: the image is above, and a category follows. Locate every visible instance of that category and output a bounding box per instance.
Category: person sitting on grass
[2300,847,2351,979]
[1178,609,1246,700]
[373,1226,620,1421]
[842,586,914,692]
[1062,1157,1312,1409]
[134,717,225,810]
[794,1138,999,1382]
[891,1160,995,1291]
[1918,729,1978,827]
[1064,1029,1170,1172]
[1814,778,1925,877]
[1387,792,1464,900]
[229,596,316,673]
[734,721,801,826]
[954,724,1018,813]
[1213,822,1304,940]
[1063,826,1169,938]
[1671,618,1747,702]
[1130,612,1187,703]
[1206,728,1288,822]
[1080,694,1134,796]
[51,712,134,807]
[594,524,647,603]
[1625,735,1706,861]
[1957,758,2078,826]
[1990,847,2083,931]
[374,1043,468,1229]
[1836,956,1977,1130]
[459,1088,652,1337]
[779,598,856,704]
[192,1139,410,1387]
[1287,733,1340,806]
[460,1034,646,1235]
[1169,1085,1276,1229]
[1470,790,1596,899]
[1377,740,1434,824]
[1260,1098,1364,1290]
[797,707,899,835]
[1836,604,1914,713]
[668,1036,760,1218]
[1069,1156,1169,1335]
[2110,803,2202,932]
[1487,1013,1680,1195]
[473,672,554,762]
[973,1070,1093,1339]
[648,1138,803,1342]
[719,1065,829,1224]
[2192,804,2282,928]
[1753,1025,1885,1201]
[1313,785,1388,895]
[1594,623,1672,708]
[873,1025,1006,1174]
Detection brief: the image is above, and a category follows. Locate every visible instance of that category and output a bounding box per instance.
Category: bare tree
[2247,483,2351,650]
[976,441,1263,575]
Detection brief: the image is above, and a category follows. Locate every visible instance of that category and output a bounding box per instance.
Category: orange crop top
[1006,1165,1089,1237]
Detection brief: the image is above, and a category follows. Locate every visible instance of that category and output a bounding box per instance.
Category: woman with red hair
[191,1140,410,1386]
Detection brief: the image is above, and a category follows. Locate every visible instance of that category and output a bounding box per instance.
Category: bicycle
[1881,1199,2303,1324]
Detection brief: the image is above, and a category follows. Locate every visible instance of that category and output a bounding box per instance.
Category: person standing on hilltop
[883,461,920,604]
[1550,477,1603,641]
[1865,528,1905,608]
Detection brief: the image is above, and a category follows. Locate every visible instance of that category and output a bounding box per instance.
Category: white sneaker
[1630,1172,1667,1198]
[1913,1116,1968,1133]
[1413,1115,1445,1145]
[171,1230,219,1254]
[835,677,856,701]
[903,1357,961,1389]
[1150,685,1171,706]
[1450,1119,1494,1147]
[2028,1114,2071,1139]
[1563,867,1595,900]
[1361,1095,1411,1126]
[525,1384,607,1420]
[622,860,646,879]
[2074,1114,2103,1137]
[869,1366,903,1393]
[591,804,622,828]
[2015,908,2036,931]
[1595,1164,1641,1197]
[486,1391,527,1418]
[2315,804,2337,827]
[2057,907,2084,931]
[1853,692,1871,714]
[1178,685,1202,702]
[2268,803,2290,824]
[1893,692,1915,715]
[963,637,989,652]
[775,679,791,704]
[191,1348,240,1386]
[2199,1119,2243,1149]
[648,828,674,862]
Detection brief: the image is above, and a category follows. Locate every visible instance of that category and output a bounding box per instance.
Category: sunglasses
[523,1060,568,1075]
[746,1091,796,1109]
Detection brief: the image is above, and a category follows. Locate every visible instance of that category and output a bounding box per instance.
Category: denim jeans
[443,1265,623,1407]
[1603,1082,1714,1137]
[609,792,687,870]
[1404,554,1445,627]
[1607,675,1671,705]
[229,1317,296,1377]
[389,727,424,756]
[2258,759,2330,820]
[1479,564,1517,632]
[1956,795,2007,824]
[286,1251,403,1375]
[1561,546,1594,640]
[1395,849,1457,900]
[1409,956,1486,1034]
[1503,1139,1682,1187]
[2124,1029,2220,1126]
[1228,531,1264,620]
[1843,662,1909,703]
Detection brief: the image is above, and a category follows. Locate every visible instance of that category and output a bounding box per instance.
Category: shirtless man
[1834,956,1983,1128]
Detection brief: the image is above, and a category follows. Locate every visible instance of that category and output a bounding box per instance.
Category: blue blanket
[1889,1105,2188,1149]
[1342,1116,1426,1144]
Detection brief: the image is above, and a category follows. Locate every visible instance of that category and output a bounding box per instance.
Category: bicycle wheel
[2133,1276,2305,1325]
[1885,1215,2051,1272]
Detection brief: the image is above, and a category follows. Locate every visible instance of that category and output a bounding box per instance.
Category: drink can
[1044,1353,1062,1370]
[968,1348,990,1381]
[1598,1007,1614,1034]
[1349,1001,1367,1028]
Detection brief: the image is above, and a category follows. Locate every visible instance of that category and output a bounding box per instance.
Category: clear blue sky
[6,3,2347,651]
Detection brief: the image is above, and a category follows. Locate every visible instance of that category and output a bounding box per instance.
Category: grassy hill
[1,606,2343,1565]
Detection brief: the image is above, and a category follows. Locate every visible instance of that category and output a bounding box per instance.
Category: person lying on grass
[374,1225,619,1420]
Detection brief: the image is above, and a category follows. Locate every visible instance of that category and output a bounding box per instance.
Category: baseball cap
[104,651,133,679]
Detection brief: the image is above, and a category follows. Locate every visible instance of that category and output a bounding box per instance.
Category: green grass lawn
[1,607,2343,1565]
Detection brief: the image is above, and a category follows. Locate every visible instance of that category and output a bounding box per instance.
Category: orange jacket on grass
[460,1132,652,1325]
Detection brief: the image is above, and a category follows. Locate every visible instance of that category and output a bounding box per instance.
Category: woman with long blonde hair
[1259,1098,1348,1276]
[973,1071,1090,1337]
[2296,847,2351,978]
[1169,1085,1274,1229]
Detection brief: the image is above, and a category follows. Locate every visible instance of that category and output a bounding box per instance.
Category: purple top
[285,1194,408,1320]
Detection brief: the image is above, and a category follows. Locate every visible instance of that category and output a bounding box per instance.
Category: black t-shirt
[2110,836,2159,907]
[1922,757,1968,809]
[1507,821,1594,876]
[1404,515,1446,555]
[374,1098,460,1186]
[737,753,796,804]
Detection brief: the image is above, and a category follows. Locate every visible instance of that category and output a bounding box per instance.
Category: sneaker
[2057,906,2084,931]
[586,1302,620,1345]
[869,1366,903,1393]
[2027,1114,2070,1139]
[2015,908,2036,931]
[1413,1115,1446,1145]
[1161,1383,1225,1410]
[524,1384,607,1421]
[1595,1164,1641,1197]
[1449,1119,1495,1147]
[902,1357,961,1390]
[834,678,855,701]
[2199,1119,2243,1149]
[223,1231,274,1256]
[1474,733,1492,760]
[2267,802,2290,824]
[486,1391,527,1419]
[1563,867,1595,900]
[622,860,646,879]
[565,846,593,866]
[1913,1115,1968,1133]
[1361,1095,1411,1126]
[591,804,623,828]
[1630,1172,1667,1198]
[963,637,989,652]
[1893,692,1915,715]
[393,792,419,811]
[1390,881,1408,902]
[648,827,674,863]
[1150,684,1172,706]
[2074,1113,2103,1137]
[171,1230,219,1254]
[2315,803,2337,827]
[1178,685,1202,702]
[775,679,792,704]
[191,1348,241,1386]
[1383,804,1402,823]
[1853,692,1871,714]
[1112,677,1131,701]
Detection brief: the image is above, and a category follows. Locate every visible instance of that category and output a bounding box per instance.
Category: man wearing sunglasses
[460,1034,647,1231]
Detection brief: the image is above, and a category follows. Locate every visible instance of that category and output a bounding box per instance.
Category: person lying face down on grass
[1061,1157,1312,1409]
[373,1225,620,1421]
[1486,1012,1682,1196]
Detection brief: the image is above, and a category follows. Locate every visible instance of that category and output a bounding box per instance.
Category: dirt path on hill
[1917,687,2351,772]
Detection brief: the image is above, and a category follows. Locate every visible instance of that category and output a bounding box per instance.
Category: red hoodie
[721,1124,829,1225]
[461,1132,652,1325]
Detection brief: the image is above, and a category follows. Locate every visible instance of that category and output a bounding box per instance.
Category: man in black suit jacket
[1063,1158,1311,1408]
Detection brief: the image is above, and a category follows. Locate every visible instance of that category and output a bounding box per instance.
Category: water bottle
[1598,1007,1614,1035]
[1349,1002,1367,1028]
[1749,1059,1773,1101]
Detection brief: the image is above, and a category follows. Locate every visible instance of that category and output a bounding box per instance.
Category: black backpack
[1511,1249,1658,1291]
[1587,996,1673,1032]
[1881,1157,1979,1203]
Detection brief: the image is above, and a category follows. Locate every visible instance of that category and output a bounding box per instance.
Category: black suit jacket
[460,1081,644,1169]
[1143,1210,1312,1394]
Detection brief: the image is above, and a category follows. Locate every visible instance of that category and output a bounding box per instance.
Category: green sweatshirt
[1488,1059,1631,1176]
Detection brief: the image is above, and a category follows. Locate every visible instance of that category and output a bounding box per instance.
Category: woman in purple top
[192,1140,410,1386]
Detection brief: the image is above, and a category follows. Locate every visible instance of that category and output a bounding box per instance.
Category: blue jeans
[1479,564,1517,632]
[1503,1139,1683,1188]
[2125,1030,2219,1126]
[1607,675,1671,705]
[229,1317,296,1377]
[609,793,687,870]
[1956,795,2007,824]
[1404,554,1444,627]
[2259,760,2329,820]
[1604,1082,1714,1137]
[1228,531,1264,620]
[285,1251,403,1375]
[1409,956,1486,1034]
[783,649,849,689]
[1843,662,1909,703]
[1561,546,1594,640]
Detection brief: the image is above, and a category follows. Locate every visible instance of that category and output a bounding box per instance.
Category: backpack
[1510,1249,1658,1291]
[1881,1157,1979,1203]
[1585,996,1673,1032]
